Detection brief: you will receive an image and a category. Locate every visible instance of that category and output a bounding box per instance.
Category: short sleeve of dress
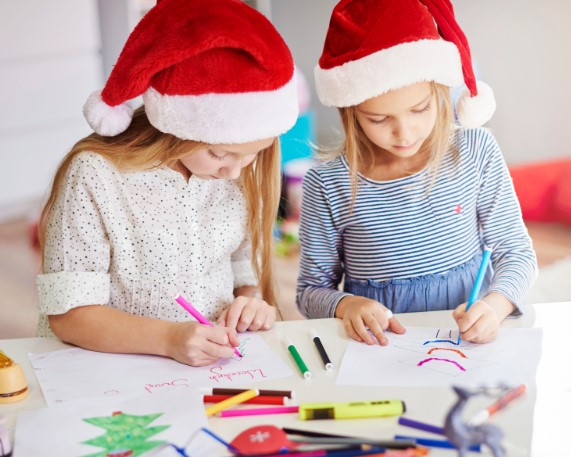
[36,153,111,315]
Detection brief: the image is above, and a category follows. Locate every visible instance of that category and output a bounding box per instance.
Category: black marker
[311,329,333,371]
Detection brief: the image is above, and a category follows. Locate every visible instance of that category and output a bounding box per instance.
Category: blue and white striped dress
[296,128,538,318]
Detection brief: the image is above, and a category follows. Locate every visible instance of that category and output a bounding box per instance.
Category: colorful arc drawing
[417,357,466,371]
[427,347,467,358]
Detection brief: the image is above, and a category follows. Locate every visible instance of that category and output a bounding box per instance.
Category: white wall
[455,0,571,164]
[1,0,569,222]
[271,0,571,165]
[0,0,102,221]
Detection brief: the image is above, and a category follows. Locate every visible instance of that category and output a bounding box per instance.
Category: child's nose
[392,121,412,143]
[221,162,242,179]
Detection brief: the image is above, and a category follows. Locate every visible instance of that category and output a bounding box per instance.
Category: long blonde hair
[325,82,456,204]
[39,106,280,306]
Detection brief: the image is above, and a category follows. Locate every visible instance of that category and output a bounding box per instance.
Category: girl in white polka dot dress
[35,0,299,366]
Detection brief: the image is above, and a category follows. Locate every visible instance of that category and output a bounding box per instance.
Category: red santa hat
[84,0,298,143]
[315,0,496,128]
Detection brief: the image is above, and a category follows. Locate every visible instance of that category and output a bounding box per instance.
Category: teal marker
[466,247,493,311]
[299,399,405,420]
[284,337,312,379]
[458,246,493,343]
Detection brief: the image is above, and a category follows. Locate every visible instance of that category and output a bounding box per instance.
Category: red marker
[469,384,527,425]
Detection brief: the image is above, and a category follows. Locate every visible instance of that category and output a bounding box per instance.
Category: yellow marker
[204,389,259,417]
[299,399,405,420]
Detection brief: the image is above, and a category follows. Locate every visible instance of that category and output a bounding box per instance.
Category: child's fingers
[216,309,229,326]
[202,339,236,360]
[364,313,388,346]
[452,302,467,321]
[260,306,276,330]
[235,305,257,332]
[170,324,236,365]
[343,319,364,343]
[245,308,266,331]
[456,303,483,333]
[388,314,406,334]
[224,298,247,330]
[462,323,494,343]
[226,328,241,348]
[461,313,498,343]
[205,325,232,346]
[249,305,275,331]
[204,327,239,358]
[349,315,376,345]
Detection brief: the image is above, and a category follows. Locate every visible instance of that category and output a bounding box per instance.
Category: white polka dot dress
[36,152,257,336]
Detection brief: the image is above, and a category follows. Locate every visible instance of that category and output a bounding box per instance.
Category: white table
[1,302,570,456]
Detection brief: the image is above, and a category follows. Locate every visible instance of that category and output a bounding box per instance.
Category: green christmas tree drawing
[81,411,170,457]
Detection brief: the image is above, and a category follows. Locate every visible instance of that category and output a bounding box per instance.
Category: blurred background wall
[1,0,570,223]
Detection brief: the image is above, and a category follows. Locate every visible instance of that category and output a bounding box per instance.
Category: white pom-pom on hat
[83,90,134,137]
[456,81,496,129]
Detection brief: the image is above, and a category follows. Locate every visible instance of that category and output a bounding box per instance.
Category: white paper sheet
[336,327,542,387]
[14,389,217,457]
[29,332,293,405]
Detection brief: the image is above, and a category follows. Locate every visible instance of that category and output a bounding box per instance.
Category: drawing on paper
[233,337,252,361]
[417,357,466,371]
[208,364,267,383]
[29,331,294,405]
[395,328,499,377]
[423,329,461,346]
[336,326,542,388]
[81,411,169,457]
[427,348,467,358]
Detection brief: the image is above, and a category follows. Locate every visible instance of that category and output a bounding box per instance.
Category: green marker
[299,399,405,420]
[284,337,312,379]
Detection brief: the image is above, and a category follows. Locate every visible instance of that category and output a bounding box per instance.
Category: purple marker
[398,416,445,435]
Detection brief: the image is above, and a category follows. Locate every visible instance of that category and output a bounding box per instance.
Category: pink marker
[219,406,299,417]
[174,294,243,358]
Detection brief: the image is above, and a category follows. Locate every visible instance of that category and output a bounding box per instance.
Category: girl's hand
[335,295,405,346]
[453,300,501,343]
[453,292,516,343]
[166,321,240,366]
[217,296,277,332]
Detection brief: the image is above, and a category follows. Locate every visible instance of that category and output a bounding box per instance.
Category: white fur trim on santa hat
[315,39,464,108]
[83,90,134,136]
[144,75,298,144]
[456,81,496,128]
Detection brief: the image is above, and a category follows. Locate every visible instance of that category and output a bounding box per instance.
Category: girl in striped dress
[297,0,537,346]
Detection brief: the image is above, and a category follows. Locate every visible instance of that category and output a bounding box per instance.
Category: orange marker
[469,384,527,425]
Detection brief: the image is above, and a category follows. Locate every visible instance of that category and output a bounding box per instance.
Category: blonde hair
[39,106,280,306]
[321,82,456,204]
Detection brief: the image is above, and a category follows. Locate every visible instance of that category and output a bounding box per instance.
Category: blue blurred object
[280,111,316,164]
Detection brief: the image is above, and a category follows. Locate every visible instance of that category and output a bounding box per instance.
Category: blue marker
[466,247,492,311]
[200,427,239,453]
[395,435,481,452]
[457,247,492,343]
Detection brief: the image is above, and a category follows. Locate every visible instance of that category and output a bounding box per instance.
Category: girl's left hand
[453,300,501,343]
[217,296,277,332]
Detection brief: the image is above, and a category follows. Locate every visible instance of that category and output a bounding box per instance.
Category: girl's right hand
[335,295,406,346]
[166,322,240,366]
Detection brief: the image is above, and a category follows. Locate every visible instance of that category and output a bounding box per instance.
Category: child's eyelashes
[412,102,431,114]
[208,149,225,161]
[367,102,431,125]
